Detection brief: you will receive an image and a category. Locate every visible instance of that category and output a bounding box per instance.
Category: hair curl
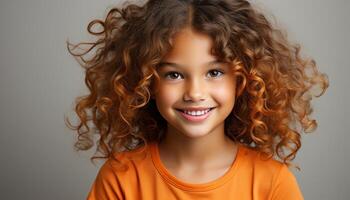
[65,0,329,170]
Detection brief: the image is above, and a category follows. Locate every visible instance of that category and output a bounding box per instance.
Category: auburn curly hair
[65,0,328,170]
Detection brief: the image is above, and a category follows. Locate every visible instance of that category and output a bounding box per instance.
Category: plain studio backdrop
[0,0,348,199]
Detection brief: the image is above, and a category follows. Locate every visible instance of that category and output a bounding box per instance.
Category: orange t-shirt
[87,142,303,200]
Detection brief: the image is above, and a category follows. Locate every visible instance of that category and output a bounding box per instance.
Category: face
[153,27,237,139]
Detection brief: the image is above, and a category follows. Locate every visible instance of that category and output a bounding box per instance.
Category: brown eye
[164,71,183,80]
[207,69,224,78]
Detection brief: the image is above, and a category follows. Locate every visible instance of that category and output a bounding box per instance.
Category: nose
[183,77,206,102]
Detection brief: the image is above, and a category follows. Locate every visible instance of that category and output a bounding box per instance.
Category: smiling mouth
[176,108,215,116]
[175,108,215,122]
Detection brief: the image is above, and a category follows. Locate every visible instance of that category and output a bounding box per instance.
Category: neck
[158,125,237,170]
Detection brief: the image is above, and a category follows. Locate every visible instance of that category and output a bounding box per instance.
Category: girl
[66,0,328,199]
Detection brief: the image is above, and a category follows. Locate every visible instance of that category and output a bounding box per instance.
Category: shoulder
[104,144,152,176]
[86,157,125,199]
[239,144,285,174]
[238,144,296,180]
[238,144,303,199]
[87,144,153,199]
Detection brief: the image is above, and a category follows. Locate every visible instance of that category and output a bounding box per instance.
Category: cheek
[155,85,180,108]
[211,80,236,105]
[215,89,235,105]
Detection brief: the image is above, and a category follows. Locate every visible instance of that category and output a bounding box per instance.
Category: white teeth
[183,109,210,116]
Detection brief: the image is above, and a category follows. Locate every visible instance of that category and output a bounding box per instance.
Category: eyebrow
[157,60,223,69]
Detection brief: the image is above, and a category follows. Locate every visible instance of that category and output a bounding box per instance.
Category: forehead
[159,28,222,68]
[157,60,226,69]
[169,28,213,53]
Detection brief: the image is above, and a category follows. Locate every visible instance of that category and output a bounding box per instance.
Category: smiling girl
[66,0,328,199]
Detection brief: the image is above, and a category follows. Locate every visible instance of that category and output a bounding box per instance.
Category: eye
[207,69,224,78]
[164,71,183,80]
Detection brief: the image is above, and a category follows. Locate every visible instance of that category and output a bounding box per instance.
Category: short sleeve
[86,160,124,200]
[270,164,304,200]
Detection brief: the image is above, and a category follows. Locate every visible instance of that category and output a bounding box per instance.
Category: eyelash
[164,69,224,80]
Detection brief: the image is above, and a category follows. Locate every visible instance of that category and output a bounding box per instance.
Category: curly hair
[65,0,328,170]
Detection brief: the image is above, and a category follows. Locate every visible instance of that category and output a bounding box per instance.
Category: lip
[176,107,214,112]
[176,107,215,123]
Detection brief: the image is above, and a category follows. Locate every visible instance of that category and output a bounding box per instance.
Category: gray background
[0,0,348,199]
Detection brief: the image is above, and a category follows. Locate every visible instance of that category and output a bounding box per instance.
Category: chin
[177,126,213,139]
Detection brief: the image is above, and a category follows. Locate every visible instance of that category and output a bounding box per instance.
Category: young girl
[66,0,328,199]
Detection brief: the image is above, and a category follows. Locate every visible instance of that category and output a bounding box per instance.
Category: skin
[153,27,238,183]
